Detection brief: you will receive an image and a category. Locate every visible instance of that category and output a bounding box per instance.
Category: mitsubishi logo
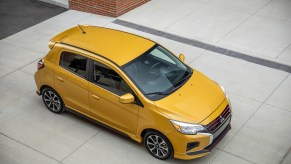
[219,115,225,123]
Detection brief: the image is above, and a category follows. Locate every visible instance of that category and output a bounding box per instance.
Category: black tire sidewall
[144,131,173,160]
[42,88,64,113]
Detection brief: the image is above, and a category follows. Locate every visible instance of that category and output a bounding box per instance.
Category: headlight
[170,120,206,135]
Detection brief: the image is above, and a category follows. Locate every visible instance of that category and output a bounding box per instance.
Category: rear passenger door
[54,51,90,115]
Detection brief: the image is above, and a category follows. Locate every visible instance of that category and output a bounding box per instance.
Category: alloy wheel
[146,134,169,158]
[42,90,62,113]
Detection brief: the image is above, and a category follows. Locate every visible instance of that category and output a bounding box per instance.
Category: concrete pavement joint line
[207,149,222,164]
[277,44,291,59]
[220,149,256,164]
[187,48,207,65]
[216,0,274,43]
[221,74,290,162]
[264,102,291,113]
[208,74,290,162]
[215,147,256,164]
[0,91,36,111]
[61,130,103,162]
[1,39,48,54]
[229,88,291,113]
[280,147,291,164]
[112,19,291,73]
[0,132,61,162]
[0,57,41,79]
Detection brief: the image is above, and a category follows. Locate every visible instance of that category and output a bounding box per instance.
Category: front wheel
[144,131,173,160]
[42,88,64,113]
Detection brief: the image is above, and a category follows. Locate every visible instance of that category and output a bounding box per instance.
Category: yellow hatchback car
[34,25,232,160]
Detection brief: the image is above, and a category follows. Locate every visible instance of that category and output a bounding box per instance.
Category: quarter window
[60,52,87,78]
[93,61,132,95]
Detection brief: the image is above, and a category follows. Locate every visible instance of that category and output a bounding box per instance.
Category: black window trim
[59,51,90,81]
[60,42,144,107]
[88,59,144,107]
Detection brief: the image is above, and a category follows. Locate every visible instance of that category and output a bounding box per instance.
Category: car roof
[55,25,155,66]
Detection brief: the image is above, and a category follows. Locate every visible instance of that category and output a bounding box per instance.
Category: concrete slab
[278,44,291,64]
[190,51,288,102]
[20,60,40,76]
[0,64,14,78]
[75,14,115,26]
[210,151,252,164]
[209,0,271,14]
[120,0,204,29]
[216,93,262,149]
[224,104,291,164]
[119,0,291,66]
[0,71,35,109]
[62,129,220,164]
[219,16,291,59]
[43,10,91,28]
[0,134,59,164]
[0,92,101,161]
[257,0,291,23]
[2,31,51,53]
[166,5,250,43]
[266,75,291,111]
[0,41,43,69]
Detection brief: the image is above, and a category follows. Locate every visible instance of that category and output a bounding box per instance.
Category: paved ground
[0,0,291,164]
[119,0,291,66]
[0,0,67,39]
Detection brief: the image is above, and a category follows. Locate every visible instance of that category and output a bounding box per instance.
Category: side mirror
[179,54,185,62]
[119,93,135,104]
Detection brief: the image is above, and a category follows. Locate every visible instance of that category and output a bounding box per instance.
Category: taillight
[37,59,44,70]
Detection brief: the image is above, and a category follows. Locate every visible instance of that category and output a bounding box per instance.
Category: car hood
[155,70,225,124]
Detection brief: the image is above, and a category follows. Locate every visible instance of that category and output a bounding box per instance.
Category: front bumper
[172,115,231,160]
[187,124,231,156]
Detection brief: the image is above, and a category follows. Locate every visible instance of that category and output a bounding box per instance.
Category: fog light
[186,142,199,151]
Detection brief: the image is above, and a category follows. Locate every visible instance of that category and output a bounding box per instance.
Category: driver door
[88,60,138,134]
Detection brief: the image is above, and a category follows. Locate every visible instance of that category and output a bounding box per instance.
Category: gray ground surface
[0,0,290,163]
[0,0,67,39]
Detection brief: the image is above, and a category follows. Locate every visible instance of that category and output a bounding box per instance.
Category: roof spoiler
[48,25,90,49]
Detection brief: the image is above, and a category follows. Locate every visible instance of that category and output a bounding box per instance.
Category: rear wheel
[42,88,64,113]
[144,131,173,160]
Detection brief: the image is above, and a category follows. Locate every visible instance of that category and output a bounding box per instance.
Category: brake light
[37,59,44,70]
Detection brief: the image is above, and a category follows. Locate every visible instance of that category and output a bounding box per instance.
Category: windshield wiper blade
[144,91,168,96]
[173,70,192,88]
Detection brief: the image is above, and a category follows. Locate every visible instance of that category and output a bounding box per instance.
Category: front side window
[60,52,87,78]
[123,45,192,100]
[93,61,132,96]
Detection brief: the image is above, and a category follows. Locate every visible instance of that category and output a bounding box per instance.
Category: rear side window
[60,52,87,78]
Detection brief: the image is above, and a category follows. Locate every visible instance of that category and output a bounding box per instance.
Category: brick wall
[69,0,150,17]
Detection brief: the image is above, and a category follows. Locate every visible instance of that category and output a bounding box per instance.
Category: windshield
[123,45,192,100]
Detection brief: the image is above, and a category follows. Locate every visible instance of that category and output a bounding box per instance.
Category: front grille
[206,105,231,132]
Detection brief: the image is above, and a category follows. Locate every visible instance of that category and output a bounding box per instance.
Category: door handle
[57,77,64,82]
[92,95,100,100]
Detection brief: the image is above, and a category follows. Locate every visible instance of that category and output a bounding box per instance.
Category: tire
[144,131,173,160]
[42,87,64,113]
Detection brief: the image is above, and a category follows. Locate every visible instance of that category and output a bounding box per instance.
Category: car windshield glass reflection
[123,45,192,100]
